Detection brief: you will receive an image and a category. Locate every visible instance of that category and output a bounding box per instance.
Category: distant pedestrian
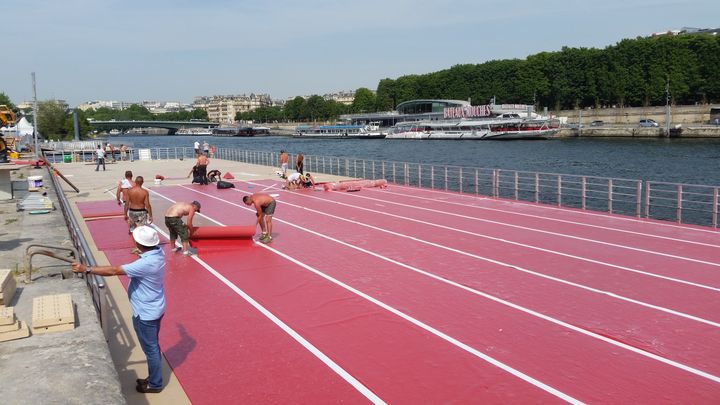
[116,170,134,205]
[279,150,289,178]
[296,152,304,174]
[120,144,128,161]
[210,145,216,158]
[202,141,210,156]
[196,153,209,185]
[95,145,106,171]
[243,193,276,243]
[71,226,166,394]
[193,140,200,156]
[106,143,116,162]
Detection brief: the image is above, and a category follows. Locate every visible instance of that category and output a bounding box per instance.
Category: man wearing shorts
[279,150,289,178]
[164,200,201,256]
[117,170,134,205]
[243,193,276,243]
[125,176,153,235]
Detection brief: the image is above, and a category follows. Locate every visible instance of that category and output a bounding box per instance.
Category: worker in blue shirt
[72,225,166,394]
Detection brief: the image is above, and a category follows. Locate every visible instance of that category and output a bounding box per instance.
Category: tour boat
[211,126,271,137]
[386,115,559,140]
[294,124,386,139]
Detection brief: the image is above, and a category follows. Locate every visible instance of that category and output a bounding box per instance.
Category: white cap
[132,226,160,247]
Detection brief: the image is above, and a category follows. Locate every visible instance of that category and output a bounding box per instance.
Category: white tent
[16,117,33,136]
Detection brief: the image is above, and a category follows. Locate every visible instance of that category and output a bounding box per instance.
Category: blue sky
[3,0,719,107]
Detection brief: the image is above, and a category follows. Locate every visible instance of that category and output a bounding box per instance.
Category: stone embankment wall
[556,104,719,126]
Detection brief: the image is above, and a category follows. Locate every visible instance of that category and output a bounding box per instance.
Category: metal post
[372,161,376,179]
[608,179,613,213]
[404,163,409,186]
[475,169,479,195]
[363,160,366,179]
[535,173,539,203]
[431,166,434,189]
[444,167,448,191]
[492,169,498,198]
[712,187,718,229]
[32,72,39,158]
[557,175,562,207]
[581,177,586,210]
[645,182,651,219]
[514,172,519,200]
[636,181,642,218]
[459,167,463,194]
[677,184,683,223]
[418,164,422,187]
[392,162,396,183]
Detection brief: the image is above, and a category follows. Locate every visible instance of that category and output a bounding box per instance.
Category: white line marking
[388,183,720,235]
[247,182,720,294]
[336,189,720,268]
[170,185,720,389]
[369,186,720,249]
[154,187,583,404]
[145,189,386,404]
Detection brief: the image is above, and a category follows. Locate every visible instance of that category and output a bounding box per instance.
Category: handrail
[46,151,110,340]
[43,145,720,229]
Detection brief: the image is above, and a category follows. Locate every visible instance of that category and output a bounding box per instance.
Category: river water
[106,135,720,186]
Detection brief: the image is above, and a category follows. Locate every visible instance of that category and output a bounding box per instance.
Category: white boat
[176,127,214,136]
[294,124,386,139]
[386,115,558,140]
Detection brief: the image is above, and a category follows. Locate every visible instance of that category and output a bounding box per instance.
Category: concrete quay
[0,156,346,404]
[0,164,124,405]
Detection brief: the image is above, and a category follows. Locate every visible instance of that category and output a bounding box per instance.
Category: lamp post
[665,77,671,135]
[31,72,39,159]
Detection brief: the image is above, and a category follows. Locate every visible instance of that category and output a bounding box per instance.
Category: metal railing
[46,153,110,340]
[48,145,720,229]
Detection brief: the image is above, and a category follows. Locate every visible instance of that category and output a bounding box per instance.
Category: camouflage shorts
[128,209,148,231]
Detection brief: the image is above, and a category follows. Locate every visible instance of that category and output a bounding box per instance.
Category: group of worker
[116,170,201,256]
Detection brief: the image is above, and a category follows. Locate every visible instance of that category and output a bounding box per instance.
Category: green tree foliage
[351,88,376,113]
[373,34,720,110]
[37,100,69,138]
[0,92,15,110]
[236,106,284,122]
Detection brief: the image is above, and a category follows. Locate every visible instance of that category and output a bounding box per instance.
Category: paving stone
[32,293,74,328]
[0,320,30,342]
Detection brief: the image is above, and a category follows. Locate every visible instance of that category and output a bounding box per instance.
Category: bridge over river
[89,120,219,134]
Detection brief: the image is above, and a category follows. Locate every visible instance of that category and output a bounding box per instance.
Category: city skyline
[3,0,719,107]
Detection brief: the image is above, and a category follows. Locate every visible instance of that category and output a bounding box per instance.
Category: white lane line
[176,185,720,389]
[369,187,720,249]
[248,182,720,294]
[147,189,386,404]
[388,183,720,235]
[158,187,582,404]
[332,189,720,269]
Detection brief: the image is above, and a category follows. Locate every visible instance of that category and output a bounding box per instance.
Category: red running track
[79,180,720,403]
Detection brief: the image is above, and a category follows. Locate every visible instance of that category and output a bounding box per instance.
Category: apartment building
[199,94,272,123]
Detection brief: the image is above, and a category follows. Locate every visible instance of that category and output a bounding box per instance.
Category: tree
[0,92,15,110]
[351,88,376,113]
[284,96,306,121]
[37,100,69,139]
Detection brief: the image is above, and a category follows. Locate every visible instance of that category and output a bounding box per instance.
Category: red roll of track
[190,225,256,250]
[323,179,388,191]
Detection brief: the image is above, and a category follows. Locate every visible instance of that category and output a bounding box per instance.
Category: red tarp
[190,225,256,251]
[76,199,125,218]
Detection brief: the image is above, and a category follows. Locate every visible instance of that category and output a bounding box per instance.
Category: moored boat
[386,117,558,140]
[294,124,386,139]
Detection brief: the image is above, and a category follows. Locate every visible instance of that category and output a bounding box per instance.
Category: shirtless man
[117,171,133,205]
[164,201,201,256]
[124,176,153,234]
[279,150,289,178]
[196,153,209,185]
[242,193,276,243]
[295,152,304,174]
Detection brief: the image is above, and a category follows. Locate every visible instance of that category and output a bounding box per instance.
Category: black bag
[217,180,235,189]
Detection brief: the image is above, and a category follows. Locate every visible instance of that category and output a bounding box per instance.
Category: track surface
[79,180,720,404]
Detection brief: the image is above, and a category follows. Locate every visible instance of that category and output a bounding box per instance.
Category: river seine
[107,135,720,186]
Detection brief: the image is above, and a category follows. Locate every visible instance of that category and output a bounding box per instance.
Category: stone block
[0,321,30,342]
[0,320,20,333]
[32,293,75,329]
[0,306,14,325]
[0,269,17,306]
